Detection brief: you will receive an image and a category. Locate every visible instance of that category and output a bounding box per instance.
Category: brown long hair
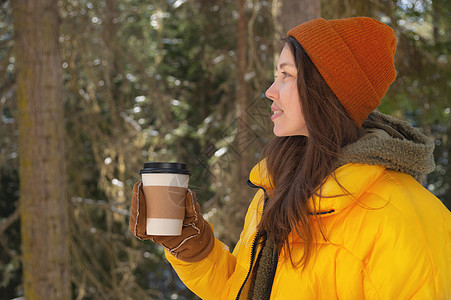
[258,37,360,267]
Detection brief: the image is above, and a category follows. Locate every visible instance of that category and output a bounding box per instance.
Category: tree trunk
[274,0,321,38]
[13,0,72,299]
[431,0,439,45]
[237,0,248,194]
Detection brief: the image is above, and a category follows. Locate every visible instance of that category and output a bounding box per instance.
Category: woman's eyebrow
[276,62,295,70]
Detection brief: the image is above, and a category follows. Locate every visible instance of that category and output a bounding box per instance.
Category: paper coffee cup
[140,162,190,236]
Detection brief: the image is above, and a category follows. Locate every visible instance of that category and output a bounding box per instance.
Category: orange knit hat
[287,17,397,127]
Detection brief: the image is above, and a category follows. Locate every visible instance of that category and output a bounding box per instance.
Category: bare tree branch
[71,196,129,215]
[0,206,19,235]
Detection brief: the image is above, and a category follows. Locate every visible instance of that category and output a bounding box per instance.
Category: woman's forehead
[276,47,296,70]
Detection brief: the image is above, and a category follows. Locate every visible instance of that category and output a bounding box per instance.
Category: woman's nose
[265,81,278,101]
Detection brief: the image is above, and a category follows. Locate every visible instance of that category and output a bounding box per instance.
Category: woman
[130,17,451,299]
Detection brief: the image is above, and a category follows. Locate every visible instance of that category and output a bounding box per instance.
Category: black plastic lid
[140,162,190,175]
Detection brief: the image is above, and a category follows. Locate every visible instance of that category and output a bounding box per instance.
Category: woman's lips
[271,105,283,121]
[271,110,283,121]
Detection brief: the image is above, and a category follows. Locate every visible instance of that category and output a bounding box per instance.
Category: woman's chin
[273,128,288,137]
[273,128,309,137]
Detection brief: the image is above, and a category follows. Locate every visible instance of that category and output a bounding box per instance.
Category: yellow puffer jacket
[166,161,451,299]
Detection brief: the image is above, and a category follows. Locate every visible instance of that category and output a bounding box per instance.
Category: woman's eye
[274,71,292,80]
[282,71,291,79]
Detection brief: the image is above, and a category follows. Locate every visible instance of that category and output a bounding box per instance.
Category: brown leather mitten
[129,181,215,262]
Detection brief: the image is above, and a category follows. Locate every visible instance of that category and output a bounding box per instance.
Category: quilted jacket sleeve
[166,236,237,300]
[165,189,264,300]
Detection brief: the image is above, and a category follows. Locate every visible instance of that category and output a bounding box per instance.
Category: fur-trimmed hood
[337,111,436,181]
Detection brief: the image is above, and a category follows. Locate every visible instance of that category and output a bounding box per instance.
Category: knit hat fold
[287,17,397,127]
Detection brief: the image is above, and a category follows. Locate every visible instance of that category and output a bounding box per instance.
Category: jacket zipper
[235,179,269,300]
[235,230,260,300]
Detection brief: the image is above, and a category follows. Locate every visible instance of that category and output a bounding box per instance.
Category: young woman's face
[265,45,308,137]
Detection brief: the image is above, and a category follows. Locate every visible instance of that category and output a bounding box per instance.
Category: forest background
[0,0,449,299]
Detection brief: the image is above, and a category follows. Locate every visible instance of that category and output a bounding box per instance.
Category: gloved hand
[129,181,214,262]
